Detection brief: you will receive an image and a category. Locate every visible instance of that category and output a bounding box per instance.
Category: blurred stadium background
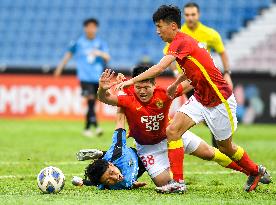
[0,0,275,123]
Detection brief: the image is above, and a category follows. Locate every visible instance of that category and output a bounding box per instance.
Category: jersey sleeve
[210,30,225,54]
[167,39,192,60]
[117,92,133,108]
[110,128,127,162]
[68,40,77,54]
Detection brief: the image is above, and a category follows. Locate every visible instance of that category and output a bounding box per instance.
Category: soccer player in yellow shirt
[163,2,233,147]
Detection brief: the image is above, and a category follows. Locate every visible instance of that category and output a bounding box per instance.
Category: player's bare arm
[54,52,72,77]
[180,80,194,94]
[219,51,233,90]
[167,73,188,98]
[115,107,126,129]
[97,69,118,106]
[116,55,176,90]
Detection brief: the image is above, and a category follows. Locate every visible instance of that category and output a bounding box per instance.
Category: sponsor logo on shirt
[141,113,164,131]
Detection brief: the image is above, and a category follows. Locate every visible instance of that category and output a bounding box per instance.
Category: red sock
[231,146,258,175]
[168,147,184,182]
[226,161,249,175]
[237,152,258,175]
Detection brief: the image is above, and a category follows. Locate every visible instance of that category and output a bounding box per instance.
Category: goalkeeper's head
[85,159,124,186]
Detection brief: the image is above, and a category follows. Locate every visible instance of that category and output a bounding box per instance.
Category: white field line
[1,171,275,179]
[0,161,221,166]
[0,173,83,179]
[0,161,83,165]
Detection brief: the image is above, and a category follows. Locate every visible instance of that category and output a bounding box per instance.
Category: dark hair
[152,5,181,28]
[83,18,99,27]
[184,2,200,12]
[132,65,155,84]
[84,159,109,185]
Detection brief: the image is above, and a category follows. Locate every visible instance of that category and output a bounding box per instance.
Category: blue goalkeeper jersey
[98,128,139,190]
[68,35,109,83]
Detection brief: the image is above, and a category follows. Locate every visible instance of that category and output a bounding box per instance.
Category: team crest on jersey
[155,99,164,109]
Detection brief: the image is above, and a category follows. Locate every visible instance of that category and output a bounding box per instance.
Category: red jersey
[117,86,183,145]
[167,32,232,107]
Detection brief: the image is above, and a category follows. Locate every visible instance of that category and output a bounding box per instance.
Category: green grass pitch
[0,119,275,205]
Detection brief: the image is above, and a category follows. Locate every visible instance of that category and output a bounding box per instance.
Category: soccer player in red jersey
[98,66,270,193]
[117,5,271,192]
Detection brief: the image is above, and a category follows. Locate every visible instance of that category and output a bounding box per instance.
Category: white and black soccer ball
[37,166,65,194]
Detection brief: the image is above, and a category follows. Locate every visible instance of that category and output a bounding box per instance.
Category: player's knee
[202,146,215,160]
[166,125,181,141]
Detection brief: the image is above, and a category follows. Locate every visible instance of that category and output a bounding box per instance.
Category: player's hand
[99,69,116,90]
[115,79,134,91]
[72,176,84,187]
[116,73,126,84]
[167,84,177,99]
[223,73,233,90]
[132,181,147,189]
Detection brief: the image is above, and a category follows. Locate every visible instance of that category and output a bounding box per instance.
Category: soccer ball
[37,166,65,194]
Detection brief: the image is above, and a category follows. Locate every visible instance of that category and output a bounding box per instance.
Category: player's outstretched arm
[116,55,176,90]
[97,69,119,106]
[115,107,126,130]
[132,181,147,189]
[54,52,72,77]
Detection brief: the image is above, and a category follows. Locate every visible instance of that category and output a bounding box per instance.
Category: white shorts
[136,131,202,178]
[178,94,238,141]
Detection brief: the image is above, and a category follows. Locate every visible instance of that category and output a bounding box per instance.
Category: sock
[85,99,97,129]
[231,146,258,176]
[212,148,249,175]
[168,139,184,182]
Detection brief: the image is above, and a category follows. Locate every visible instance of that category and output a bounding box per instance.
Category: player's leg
[84,82,103,136]
[151,168,172,186]
[85,95,97,129]
[183,131,249,175]
[204,94,269,191]
[166,112,195,182]
[80,82,94,137]
[216,137,269,191]
[166,96,202,182]
[136,140,186,193]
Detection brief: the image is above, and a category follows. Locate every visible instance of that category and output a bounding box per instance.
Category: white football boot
[76,149,103,161]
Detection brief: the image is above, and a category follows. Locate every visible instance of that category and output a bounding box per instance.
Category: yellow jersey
[163,22,225,73]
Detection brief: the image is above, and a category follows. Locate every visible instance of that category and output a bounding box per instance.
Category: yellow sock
[211,148,232,167]
[168,139,183,149]
[231,146,244,161]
